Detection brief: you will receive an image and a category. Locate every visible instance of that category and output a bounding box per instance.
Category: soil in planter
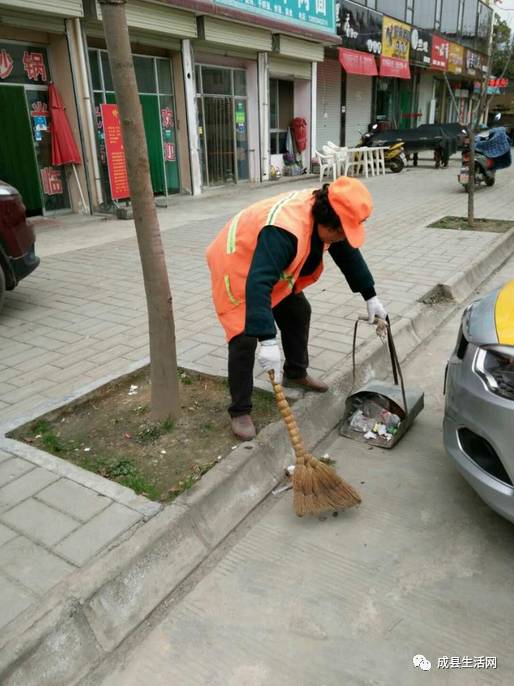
[427,216,514,233]
[10,369,279,503]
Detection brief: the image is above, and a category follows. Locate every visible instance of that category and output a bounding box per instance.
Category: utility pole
[98,0,180,421]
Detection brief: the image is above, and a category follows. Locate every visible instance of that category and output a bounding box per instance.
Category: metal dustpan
[340,317,424,449]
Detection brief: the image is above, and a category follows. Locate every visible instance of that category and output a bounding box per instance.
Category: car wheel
[389,157,405,173]
[485,176,496,187]
[0,265,5,313]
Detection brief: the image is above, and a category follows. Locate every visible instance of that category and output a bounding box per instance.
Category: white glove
[258,339,282,382]
[366,296,387,324]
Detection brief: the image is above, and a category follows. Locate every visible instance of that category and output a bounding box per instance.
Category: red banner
[338,48,377,76]
[379,55,410,79]
[431,35,449,71]
[101,104,130,200]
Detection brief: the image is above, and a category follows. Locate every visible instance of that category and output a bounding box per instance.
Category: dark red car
[0,180,40,312]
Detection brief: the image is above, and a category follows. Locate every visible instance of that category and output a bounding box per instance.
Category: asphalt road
[85,255,514,686]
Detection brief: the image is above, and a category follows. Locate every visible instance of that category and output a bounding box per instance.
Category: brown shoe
[231,414,256,441]
[283,375,329,393]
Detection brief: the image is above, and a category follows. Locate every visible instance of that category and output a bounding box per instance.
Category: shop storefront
[431,35,450,123]
[446,42,466,123]
[316,52,342,148]
[376,15,413,129]
[88,48,180,204]
[337,1,381,145]
[268,49,317,173]
[410,28,433,125]
[0,40,75,215]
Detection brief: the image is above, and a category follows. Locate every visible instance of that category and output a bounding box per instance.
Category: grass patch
[428,216,514,233]
[12,368,281,503]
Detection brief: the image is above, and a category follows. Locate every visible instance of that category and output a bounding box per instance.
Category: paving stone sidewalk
[0,159,513,636]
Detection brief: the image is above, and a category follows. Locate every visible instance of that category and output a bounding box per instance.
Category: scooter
[458,136,496,192]
[458,114,511,192]
[357,124,407,173]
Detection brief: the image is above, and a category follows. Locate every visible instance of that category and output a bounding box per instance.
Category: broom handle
[267,370,307,464]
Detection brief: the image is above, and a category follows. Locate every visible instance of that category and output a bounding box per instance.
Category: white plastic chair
[325,142,349,176]
[315,150,337,182]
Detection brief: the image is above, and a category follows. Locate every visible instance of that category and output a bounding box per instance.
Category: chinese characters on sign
[23,51,47,82]
[338,1,383,55]
[431,35,449,71]
[382,16,411,60]
[101,104,130,200]
[0,48,13,79]
[214,0,336,33]
[465,49,486,77]
[164,142,176,162]
[448,42,465,75]
[0,43,49,84]
[410,28,431,66]
[437,656,497,670]
[40,167,63,196]
[161,107,174,130]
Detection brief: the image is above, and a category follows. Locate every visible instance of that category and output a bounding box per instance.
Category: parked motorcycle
[357,124,407,173]
[458,114,512,193]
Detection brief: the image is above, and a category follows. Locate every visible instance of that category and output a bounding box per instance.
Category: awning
[338,47,377,77]
[380,56,411,80]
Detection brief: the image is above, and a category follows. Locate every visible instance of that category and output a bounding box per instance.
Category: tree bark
[467,130,475,228]
[99,0,180,421]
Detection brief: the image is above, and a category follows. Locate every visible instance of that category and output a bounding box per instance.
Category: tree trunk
[99,0,180,421]
[467,129,475,228]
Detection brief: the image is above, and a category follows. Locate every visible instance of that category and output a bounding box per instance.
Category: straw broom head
[268,371,361,517]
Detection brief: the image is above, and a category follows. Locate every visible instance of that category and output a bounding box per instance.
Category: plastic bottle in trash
[380,409,401,429]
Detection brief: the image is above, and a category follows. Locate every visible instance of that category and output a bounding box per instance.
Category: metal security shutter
[274,35,324,62]
[94,1,197,38]
[316,58,341,148]
[268,56,311,80]
[199,17,271,51]
[345,74,372,148]
[417,72,434,124]
[0,0,82,16]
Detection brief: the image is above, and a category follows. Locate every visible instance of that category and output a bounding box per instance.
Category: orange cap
[327,176,373,248]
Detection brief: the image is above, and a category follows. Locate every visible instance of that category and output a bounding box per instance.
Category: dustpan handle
[352,317,409,417]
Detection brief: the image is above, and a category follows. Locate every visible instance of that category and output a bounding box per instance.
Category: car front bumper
[444,342,514,522]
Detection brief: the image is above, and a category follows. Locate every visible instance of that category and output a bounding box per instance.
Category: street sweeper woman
[206,176,387,441]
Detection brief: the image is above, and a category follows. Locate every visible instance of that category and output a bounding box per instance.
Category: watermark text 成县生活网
[412,655,497,671]
[437,656,497,670]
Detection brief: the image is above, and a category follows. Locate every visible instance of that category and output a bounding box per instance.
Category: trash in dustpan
[340,317,424,449]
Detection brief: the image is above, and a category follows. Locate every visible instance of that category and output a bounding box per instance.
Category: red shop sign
[431,35,449,71]
[101,104,130,201]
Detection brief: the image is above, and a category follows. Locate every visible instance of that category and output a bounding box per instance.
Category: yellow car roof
[496,279,514,346]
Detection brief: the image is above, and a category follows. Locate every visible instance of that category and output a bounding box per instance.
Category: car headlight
[474,348,514,401]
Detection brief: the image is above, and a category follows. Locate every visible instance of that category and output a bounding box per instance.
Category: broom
[268,370,361,517]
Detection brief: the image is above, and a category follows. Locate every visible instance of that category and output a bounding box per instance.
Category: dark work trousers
[228,291,311,417]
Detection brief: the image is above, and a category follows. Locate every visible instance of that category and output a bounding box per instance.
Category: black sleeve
[328,241,376,301]
[244,226,297,340]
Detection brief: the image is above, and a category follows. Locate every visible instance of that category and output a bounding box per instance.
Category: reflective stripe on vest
[280,271,295,289]
[226,211,242,254]
[266,190,300,226]
[224,274,240,305]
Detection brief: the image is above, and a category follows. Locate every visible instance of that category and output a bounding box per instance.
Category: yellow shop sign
[382,16,411,61]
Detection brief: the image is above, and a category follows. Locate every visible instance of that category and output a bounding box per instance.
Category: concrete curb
[0,226,512,685]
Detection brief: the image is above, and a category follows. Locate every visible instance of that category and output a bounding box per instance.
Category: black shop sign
[337,0,383,55]
[410,27,432,67]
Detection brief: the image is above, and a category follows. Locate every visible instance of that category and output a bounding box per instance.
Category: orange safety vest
[206,188,326,341]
